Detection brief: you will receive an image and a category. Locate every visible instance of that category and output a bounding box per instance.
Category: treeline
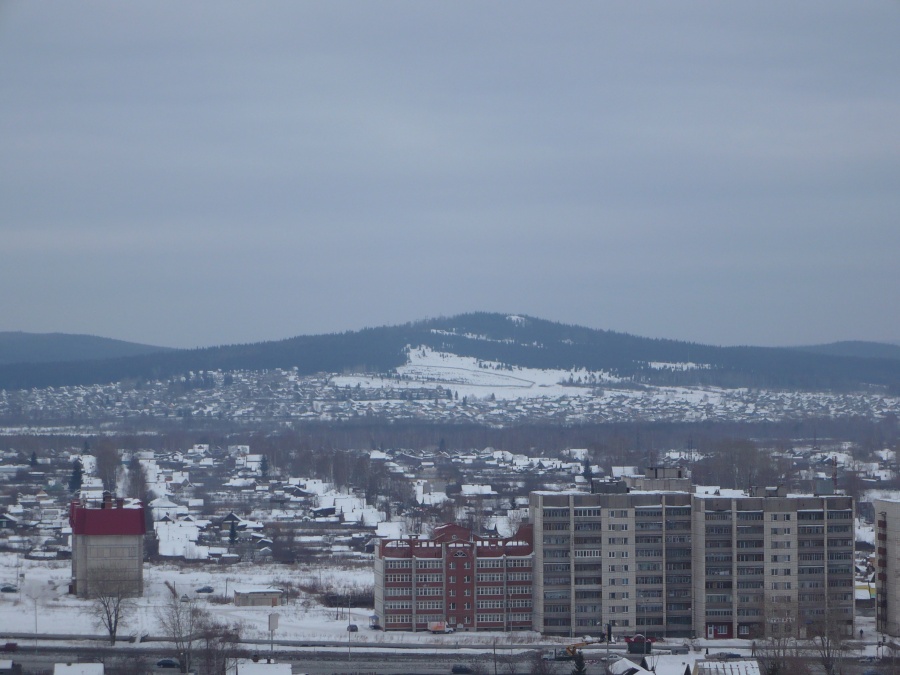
[1,312,899,393]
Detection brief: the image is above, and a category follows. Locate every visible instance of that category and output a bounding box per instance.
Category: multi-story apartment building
[531,467,694,639]
[874,499,900,636]
[69,493,146,598]
[375,470,854,640]
[374,523,534,632]
[692,486,855,640]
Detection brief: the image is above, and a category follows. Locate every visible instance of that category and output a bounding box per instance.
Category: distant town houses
[0,436,893,634]
[0,364,898,427]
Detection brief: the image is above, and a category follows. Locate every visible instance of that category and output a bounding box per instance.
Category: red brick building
[374,523,533,632]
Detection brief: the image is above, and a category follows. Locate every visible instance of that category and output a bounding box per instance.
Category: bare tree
[84,573,137,645]
[808,608,852,675]
[93,439,121,492]
[757,604,801,675]
[156,583,205,673]
[497,652,519,675]
[528,650,558,675]
[195,613,243,675]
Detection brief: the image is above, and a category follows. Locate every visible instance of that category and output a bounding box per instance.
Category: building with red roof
[69,493,146,598]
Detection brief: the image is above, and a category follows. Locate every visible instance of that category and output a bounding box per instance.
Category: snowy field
[0,553,546,648]
[333,347,624,401]
[0,552,882,661]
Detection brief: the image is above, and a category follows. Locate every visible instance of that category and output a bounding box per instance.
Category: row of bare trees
[84,576,242,674]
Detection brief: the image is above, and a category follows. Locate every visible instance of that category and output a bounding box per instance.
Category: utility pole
[493,637,498,675]
[268,612,278,662]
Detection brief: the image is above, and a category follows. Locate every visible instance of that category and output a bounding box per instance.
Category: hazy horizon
[2,2,898,349]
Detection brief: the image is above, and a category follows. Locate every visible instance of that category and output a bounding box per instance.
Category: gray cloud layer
[2,1,898,348]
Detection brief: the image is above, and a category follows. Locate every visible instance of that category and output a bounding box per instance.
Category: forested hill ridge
[791,340,900,361]
[0,331,172,366]
[1,313,899,393]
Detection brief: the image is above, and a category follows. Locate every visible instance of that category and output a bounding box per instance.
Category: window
[386,560,412,569]
[477,559,503,568]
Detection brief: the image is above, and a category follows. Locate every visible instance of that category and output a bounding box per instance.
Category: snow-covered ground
[0,552,882,659]
[0,553,545,648]
[333,347,620,401]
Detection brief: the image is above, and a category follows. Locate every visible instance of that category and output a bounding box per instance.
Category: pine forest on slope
[0,313,898,394]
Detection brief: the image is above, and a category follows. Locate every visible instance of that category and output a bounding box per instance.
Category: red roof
[69,502,146,536]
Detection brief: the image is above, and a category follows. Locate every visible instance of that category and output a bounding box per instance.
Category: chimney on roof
[102,492,113,509]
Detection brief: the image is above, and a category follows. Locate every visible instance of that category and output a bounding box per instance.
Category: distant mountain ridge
[1,313,899,394]
[792,340,900,361]
[0,331,172,366]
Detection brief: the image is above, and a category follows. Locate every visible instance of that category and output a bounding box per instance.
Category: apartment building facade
[374,471,854,639]
[692,486,855,640]
[374,523,534,632]
[874,498,900,636]
[531,470,694,639]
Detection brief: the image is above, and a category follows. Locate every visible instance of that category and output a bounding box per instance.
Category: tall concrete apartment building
[530,469,854,639]
[874,499,900,636]
[374,523,534,632]
[69,493,146,598]
[531,468,694,638]
[692,486,854,640]
[374,469,855,638]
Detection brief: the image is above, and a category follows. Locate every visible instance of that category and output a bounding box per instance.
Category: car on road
[156,658,181,668]
[195,585,214,593]
[452,666,473,674]
[0,585,17,593]
[347,624,358,632]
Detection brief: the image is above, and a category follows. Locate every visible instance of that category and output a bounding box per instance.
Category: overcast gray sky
[2,2,898,349]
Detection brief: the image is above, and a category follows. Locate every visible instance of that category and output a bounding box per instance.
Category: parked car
[0,585,17,593]
[156,658,180,668]
[347,624,358,632]
[452,666,473,674]
[195,586,214,593]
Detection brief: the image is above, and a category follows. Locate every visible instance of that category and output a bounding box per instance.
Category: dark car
[156,658,180,668]
[195,586,214,594]
[347,624,359,632]
[0,586,17,593]
[452,666,473,674]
